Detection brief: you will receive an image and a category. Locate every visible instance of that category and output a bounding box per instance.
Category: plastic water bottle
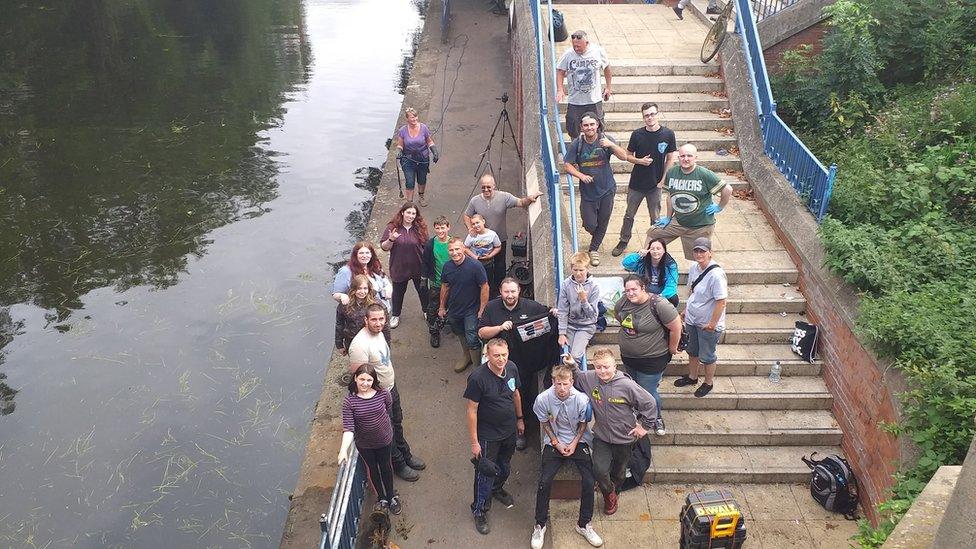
[768,360,782,383]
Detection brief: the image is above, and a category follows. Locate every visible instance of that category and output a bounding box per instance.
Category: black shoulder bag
[676,264,722,351]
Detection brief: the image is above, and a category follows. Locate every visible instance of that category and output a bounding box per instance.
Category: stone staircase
[557,58,844,485]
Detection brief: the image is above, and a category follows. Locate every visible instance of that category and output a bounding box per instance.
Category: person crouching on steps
[531,361,604,549]
[575,348,657,516]
[557,252,602,365]
[339,364,402,515]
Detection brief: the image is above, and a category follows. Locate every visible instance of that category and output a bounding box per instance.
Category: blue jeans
[623,363,664,418]
[449,313,480,349]
[686,323,721,365]
[399,156,429,190]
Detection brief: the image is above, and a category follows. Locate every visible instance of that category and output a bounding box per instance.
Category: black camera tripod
[473,93,524,180]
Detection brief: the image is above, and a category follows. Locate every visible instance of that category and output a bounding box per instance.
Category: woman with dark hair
[333,241,392,311]
[622,238,679,307]
[614,275,682,437]
[395,107,439,206]
[380,202,429,329]
[339,364,401,515]
[335,275,392,354]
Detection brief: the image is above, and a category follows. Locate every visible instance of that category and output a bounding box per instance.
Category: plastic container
[769,360,782,383]
[679,489,747,549]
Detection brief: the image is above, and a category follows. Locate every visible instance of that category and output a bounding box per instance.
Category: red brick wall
[762,209,901,525]
[763,22,828,73]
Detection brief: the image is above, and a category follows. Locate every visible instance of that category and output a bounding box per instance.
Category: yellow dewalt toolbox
[678,488,747,548]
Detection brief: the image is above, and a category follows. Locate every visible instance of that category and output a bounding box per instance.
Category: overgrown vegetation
[770,1,976,546]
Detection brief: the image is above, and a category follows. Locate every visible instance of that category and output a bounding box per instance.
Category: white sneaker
[655,417,666,436]
[575,523,604,547]
[530,524,546,549]
[389,316,400,329]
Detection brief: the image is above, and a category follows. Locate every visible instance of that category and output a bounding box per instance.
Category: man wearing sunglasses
[556,30,612,139]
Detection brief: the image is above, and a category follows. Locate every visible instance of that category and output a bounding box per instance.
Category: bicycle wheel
[700,15,728,63]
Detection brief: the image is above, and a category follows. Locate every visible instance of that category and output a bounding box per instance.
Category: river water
[0,0,424,546]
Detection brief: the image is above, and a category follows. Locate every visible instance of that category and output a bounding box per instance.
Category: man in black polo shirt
[478,278,560,450]
[611,102,677,257]
[464,338,524,535]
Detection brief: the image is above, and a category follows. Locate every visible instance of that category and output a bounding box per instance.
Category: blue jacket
[621,253,678,299]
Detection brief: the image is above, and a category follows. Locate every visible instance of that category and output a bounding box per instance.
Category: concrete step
[657,375,832,410]
[564,129,738,151]
[591,313,804,345]
[588,283,805,314]
[586,343,822,377]
[585,249,799,283]
[647,445,844,484]
[560,172,750,192]
[612,59,719,77]
[608,151,741,173]
[601,110,732,132]
[611,74,726,94]
[562,92,729,114]
[651,409,843,446]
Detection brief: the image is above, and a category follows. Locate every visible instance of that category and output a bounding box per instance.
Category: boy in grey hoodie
[574,349,656,516]
[557,252,602,364]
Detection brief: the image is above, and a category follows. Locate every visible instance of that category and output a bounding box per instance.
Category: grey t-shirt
[614,295,679,359]
[684,260,728,330]
[465,191,519,241]
[556,45,609,105]
[565,134,618,201]
[533,386,593,446]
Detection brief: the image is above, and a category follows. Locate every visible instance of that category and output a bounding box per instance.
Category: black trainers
[405,454,427,471]
[673,6,684,19]
[611,241,627,257]
[395,464,420,482]
[492,488,515,509]
[430,330,440,348]
[706,4,722,14]
[673,375,699,387]
[475,514,490,535]
[389,495,402,515]
[375,499,389,512]
[694,383,714,398]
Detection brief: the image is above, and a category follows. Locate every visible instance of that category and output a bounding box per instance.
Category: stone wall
[718,34,907,524]
[510,0,561,305]
[757,0,832,73]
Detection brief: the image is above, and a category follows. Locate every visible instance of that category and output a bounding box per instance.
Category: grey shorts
[685,323,721,365]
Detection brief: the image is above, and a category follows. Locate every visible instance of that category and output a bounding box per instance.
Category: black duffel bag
[550,9,568,42]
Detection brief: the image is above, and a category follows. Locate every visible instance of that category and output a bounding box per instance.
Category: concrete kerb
[716,32,911,523]
[277,9,441,549]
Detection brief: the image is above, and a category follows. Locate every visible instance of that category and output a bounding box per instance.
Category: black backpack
[801,453,859,520]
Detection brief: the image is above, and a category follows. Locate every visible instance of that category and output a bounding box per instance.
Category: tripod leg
[501,108,523,165]
[473,112,506,178]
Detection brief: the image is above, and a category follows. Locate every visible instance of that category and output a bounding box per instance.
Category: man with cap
[645,143,732,260]
[673,237,727,397]
[556,30,613,139]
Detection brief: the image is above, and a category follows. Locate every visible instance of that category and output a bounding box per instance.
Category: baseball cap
[692,237,712,251]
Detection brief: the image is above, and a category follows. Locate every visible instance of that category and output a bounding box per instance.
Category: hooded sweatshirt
[556,275,602,333]
[575,369,657,444]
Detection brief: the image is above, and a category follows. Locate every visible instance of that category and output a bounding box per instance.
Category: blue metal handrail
[319,450,368,549]
[734,0,836,221]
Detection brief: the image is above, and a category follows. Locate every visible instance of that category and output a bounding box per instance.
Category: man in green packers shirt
[644,143,732,260]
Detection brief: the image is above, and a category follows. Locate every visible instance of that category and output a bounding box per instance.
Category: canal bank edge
[277,9,440,549]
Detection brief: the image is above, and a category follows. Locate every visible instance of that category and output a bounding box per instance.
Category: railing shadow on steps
[531,0,589,369]
[734,0,836,222]
[318,448,367,549]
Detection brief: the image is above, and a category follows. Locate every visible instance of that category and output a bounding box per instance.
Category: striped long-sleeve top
[341,389,394,450]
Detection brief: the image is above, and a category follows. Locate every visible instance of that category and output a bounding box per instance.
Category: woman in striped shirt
[339,364,401,514]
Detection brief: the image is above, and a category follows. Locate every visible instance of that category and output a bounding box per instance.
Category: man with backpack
[673,237,727,398]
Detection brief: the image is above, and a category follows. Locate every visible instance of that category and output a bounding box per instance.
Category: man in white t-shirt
[556,30,612,138]
[672,238,728,398]
[348,304,426,481]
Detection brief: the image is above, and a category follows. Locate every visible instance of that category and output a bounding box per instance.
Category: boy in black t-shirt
[612,102,677,257]
[463,338,524,535]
